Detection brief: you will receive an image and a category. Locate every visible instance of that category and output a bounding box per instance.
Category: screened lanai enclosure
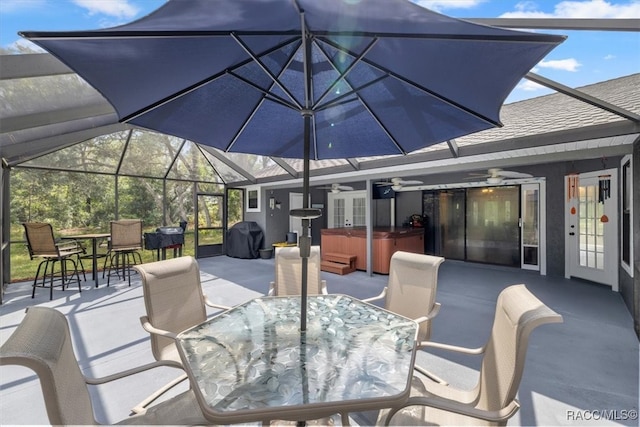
[1,8,639,340]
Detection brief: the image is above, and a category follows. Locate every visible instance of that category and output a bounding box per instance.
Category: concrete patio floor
[0,256,638,426]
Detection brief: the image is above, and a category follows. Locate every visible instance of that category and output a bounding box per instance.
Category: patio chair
[22,222,84,300]
[364,251,444,340]
[104,219,143,286]
[268,245,328,296]
[132,256,231,414]
[0,306,208,425]
[378,284,563,426]
[363,251,446,383]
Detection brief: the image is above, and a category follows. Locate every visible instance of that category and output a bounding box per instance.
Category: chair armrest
[268,281,275,296]
[140,316,178,339]
[418,340,485,355]
[387,395,520,424]
[204,295,231,311]
[84,360,181,385]
[362,286,387,303]
[321,279,328,295]
[413,302,441,324]
[56,238,82,252]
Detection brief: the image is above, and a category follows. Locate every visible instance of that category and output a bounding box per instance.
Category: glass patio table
[176,294,418,424]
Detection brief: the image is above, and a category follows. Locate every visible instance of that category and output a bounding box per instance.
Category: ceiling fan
[318,183,355,193]
[468,168,533,184]
[375,177,423,191]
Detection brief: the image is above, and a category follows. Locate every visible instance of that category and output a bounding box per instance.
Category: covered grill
[226,222,264,259]
[144,225,185,260]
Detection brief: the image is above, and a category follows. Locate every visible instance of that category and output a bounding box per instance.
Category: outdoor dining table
[62,233,110,287]
[176,294,419,424]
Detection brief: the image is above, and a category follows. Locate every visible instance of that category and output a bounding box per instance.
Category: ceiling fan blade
[499,171,533,178]
[399,179,423,185]
[375,182,393,186]
[338,185,354,191]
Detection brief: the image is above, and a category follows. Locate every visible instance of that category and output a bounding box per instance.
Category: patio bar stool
[22,222,83,300]
[104,219,143,286]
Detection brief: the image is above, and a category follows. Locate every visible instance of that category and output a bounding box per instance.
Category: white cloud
[604,54,616,59]
[72,0,139,19]
[501,0,640,19]
[538,58,582,71]
[0,0,46,13]
[412,0,487,12]
[517,80,546,91]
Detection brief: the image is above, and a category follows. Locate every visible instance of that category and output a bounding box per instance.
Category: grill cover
[144,226,184,250]
[226,221,264,259]
[157,226,183,235]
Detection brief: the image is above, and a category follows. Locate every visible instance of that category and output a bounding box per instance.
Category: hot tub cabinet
[320,227,424,274]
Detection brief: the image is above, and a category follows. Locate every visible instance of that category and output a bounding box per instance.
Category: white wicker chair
[0,306,208,425]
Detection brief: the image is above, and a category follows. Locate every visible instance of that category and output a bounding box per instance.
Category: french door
[565,169,618,289]
[327,191,367,228]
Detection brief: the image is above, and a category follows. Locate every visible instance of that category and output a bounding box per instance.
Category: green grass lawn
[9,232,197,283]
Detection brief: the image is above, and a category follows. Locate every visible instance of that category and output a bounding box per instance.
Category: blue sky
[1,0,638,103]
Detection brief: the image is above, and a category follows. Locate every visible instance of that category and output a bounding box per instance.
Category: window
[621,155,633,276]
[246,187,261,212]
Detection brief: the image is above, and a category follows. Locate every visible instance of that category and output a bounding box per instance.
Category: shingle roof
[414,73,640,153]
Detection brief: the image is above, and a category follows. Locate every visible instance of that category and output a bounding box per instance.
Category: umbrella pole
[300,13,312,334]
[299,110,311,333]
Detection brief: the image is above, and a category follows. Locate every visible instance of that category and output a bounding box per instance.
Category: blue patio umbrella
[21,0,564,331]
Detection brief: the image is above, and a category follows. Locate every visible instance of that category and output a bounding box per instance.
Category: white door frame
[327,190,367,228]
[520,182,546,274]
[564,169,618,290]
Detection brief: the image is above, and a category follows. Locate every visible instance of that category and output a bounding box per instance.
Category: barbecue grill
[144,226,185,260]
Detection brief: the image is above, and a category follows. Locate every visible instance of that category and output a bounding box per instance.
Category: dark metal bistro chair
[104,219,143,286]
[22,222,84,300]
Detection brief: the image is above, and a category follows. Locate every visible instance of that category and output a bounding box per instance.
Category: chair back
[23,222,57,258]
[134,256,207,362]
[386,251,444,341]
[273,246,323,296]
[110,219,142,250]
[0,307,96,425]
[476,284,563,412]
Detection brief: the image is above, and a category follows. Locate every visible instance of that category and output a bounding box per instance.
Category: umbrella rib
[315,75,389,112]
[312,37,379,110]
[356,96,407,156]
[231,33,303,110]
[224,96,266,153]
[122,36,302,123]
[318,36,502,127]
[227,71,299,112]
[21,30,563,44]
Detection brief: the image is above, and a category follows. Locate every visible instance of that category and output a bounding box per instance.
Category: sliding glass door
[423,186,521,267]
[466,186,520,266]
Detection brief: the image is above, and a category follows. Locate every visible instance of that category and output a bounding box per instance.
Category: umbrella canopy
[21,0,564,331]
[21,0,565,160]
